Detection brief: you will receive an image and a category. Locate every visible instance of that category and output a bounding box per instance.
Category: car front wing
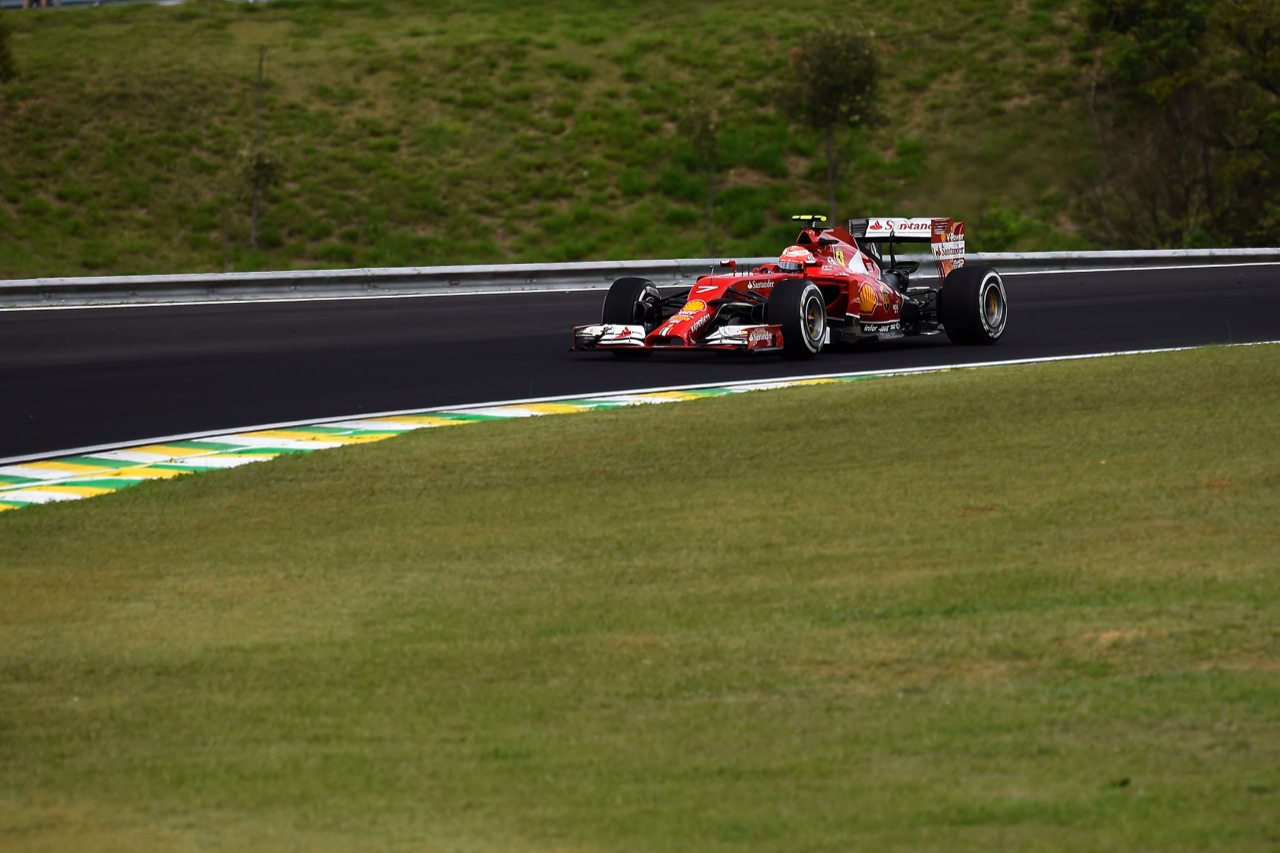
[572,324,785,353]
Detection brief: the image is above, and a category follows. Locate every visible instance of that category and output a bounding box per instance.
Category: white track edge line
[3,340,1275,468]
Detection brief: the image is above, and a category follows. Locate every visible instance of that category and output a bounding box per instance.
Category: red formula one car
[572,214,1008,358]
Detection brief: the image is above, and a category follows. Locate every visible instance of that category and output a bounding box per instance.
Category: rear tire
[766,279,826,359]
[940,265,1007,345]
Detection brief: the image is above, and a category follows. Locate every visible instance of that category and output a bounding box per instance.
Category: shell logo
[859,283,877,314]
[680,300,707,313]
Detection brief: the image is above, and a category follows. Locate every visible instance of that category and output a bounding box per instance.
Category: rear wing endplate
[848,217,966,279]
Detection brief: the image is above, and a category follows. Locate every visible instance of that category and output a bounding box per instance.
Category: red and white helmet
[778,245,816,274]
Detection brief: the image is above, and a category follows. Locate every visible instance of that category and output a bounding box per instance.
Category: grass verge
[1,345,1277,850]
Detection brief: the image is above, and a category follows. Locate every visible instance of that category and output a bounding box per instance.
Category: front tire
[601,276,660,358]
[767,279,826,359]
[602,276,660,326]
[940,265,1008,345]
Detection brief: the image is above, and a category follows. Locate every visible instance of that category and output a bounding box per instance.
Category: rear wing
[848,217,966,279]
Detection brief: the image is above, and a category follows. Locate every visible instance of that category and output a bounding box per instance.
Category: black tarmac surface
[2,264,1278,460]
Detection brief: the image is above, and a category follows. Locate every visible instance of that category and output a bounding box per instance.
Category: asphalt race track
[2,264,1278,461]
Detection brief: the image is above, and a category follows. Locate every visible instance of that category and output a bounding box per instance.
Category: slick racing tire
[601,276,660,357]
[766,279,826,359]
[602,277,661,326]
[940,265,1008,345]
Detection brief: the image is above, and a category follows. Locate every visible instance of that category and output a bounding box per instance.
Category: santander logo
[867,217,936,235]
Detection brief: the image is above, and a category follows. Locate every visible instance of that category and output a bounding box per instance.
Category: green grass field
[2,345,1277,851]
[0,0,1092,278]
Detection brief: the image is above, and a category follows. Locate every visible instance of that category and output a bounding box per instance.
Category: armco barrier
[1,248,1277,308]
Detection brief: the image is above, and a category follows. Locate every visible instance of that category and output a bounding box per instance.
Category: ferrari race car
[572,214,1008,358]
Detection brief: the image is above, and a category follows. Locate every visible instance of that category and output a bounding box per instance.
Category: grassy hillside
[1,346,1277,850]
[0,0,1094,278]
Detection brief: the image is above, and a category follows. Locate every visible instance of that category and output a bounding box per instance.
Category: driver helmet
[778,245,816,274]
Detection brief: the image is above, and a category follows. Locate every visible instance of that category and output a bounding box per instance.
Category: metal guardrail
[1,249,1277,308]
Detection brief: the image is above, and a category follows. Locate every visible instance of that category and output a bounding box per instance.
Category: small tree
[679,100,722,257]
[782,25,882,223]
[0,17,17,83]
[237,47,281,253]
[238,145,281,252]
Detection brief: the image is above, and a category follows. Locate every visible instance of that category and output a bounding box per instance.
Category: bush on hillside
[1080,0,1280,247]
[0,17,16,82]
